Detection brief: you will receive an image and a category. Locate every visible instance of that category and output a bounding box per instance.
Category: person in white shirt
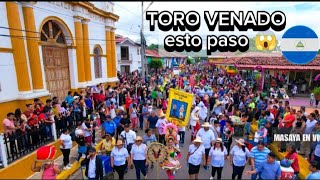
[196,122,216,163]
[301,113,317,156]
[190,107,200,141]
[230,138,250,180]
[198,101,208,121]
[211,120,221,138]
[208,138,227,180]
[60,128,73,170]
[111,140,130,180]
[155,112,168,145]
[131,136,148,180]
[81,147,104,179]
[119,124,137,154]
[82,118,92,145]
[186,137,206,180]
[310,93,315,107]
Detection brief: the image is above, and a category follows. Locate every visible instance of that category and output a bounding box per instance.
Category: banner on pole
[166,88,194,127]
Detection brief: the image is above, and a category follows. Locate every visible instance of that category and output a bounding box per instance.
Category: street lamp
[141,2,153,81]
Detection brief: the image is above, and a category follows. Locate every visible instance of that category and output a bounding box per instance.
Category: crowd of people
[2,64,320,180]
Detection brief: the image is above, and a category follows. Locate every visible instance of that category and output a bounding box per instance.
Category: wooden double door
[42,46,70,101]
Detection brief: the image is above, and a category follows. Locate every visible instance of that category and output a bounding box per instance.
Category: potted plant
[312,86,320,100]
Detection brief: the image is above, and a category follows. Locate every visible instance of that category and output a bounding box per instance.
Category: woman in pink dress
[161,138,182,180]
[32,160,61,180]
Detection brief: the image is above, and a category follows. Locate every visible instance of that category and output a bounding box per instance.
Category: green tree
[147,44,159,50]
[187,58,192,64]
[150,59,163,72]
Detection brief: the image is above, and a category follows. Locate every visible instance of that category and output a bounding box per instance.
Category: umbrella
[314,74,320,81]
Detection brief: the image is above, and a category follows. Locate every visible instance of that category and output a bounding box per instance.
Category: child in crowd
[265,122,273,147]
[311,92,315,106]
[75,122,86,161]
[178,125,185,147]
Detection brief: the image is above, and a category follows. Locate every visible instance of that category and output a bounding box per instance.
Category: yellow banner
[166,88,194,127]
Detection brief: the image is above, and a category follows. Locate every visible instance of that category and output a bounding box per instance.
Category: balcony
[117,53,133,64]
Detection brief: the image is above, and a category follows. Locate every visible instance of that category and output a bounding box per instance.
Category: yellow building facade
[0,2,119,131]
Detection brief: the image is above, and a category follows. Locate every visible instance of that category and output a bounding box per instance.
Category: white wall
[33,2,114,88]
[0,2,12,49]
[0,53,19,102]
[0,3,19,102]
[90,2,114,13]
[88,19,109,84]
[116,40,141,73]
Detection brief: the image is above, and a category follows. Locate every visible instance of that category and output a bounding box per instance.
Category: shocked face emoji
[255,30,277,51]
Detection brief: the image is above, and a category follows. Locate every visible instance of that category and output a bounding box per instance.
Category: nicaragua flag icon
[280,25,319,64]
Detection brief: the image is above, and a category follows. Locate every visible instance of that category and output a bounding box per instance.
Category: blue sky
[113,2,320,45]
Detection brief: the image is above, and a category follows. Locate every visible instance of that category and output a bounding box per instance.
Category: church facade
[0,1,119,127]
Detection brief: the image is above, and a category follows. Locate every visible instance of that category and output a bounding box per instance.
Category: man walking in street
[245,152,281,180]
[155,112,168,145]
[249,141,271,180]
[81,147,104,180]
[196,122,216,163]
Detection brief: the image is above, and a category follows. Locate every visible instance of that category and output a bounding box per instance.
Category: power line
[31,5,141,34]
[113,2,141,17]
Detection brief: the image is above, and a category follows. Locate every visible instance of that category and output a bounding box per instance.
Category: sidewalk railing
[2,125,54,166]
[0,117,78,168]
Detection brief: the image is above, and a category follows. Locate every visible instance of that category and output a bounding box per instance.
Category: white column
[51,115,57,140]
[0,133,8,167]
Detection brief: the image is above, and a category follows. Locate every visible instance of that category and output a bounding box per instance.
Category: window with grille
[41,20,65,44]
[94,46,102,79]
[120,46,129,60]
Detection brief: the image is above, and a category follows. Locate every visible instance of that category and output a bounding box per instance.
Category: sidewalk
[28,128,102,179]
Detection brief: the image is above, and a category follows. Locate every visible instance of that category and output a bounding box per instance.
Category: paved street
[70,127,252,180]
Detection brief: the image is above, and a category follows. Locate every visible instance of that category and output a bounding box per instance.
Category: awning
[236,65,320,70]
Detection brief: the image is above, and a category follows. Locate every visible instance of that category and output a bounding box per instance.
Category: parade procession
[2,1,320,180]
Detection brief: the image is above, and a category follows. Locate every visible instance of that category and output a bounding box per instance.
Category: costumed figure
[160,137,182,180]
[164,123,179,148]
[31,145,60,179]
[190,107,201,141]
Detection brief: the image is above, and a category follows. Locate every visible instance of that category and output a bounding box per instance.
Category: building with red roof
[116,35,141,74]
[209,51,320,92]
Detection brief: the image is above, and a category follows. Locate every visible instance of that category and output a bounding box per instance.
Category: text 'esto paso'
[146,11,286,55]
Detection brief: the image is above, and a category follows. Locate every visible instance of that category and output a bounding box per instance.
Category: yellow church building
[0,1,119,128]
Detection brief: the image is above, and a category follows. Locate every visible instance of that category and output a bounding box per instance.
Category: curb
[250,123,310,179]
[56,141,103,179]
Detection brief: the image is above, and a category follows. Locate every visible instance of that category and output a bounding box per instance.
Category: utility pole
[141,1,145,80]
[141,2,153,82]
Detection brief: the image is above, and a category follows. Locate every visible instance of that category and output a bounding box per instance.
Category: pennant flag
[281,25,319,64]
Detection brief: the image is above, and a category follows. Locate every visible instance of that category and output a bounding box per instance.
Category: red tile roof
[146,49,160,58]
[212,55,320,70]
[115,37,125,43]
[115,35,138,45]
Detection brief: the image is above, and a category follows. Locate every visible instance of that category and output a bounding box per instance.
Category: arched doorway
[41,20,71,101]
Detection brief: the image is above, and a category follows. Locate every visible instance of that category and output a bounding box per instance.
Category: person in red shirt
[283,108,296,128]
[28,114,39,128]
[270,105,278,118]
[24,104,34,120]
[34,98,44,113]
[125,93,132,113]
[285,144,300,179]
[34,103,43,116]
[279,107,296,152]
[96,90,106,105]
